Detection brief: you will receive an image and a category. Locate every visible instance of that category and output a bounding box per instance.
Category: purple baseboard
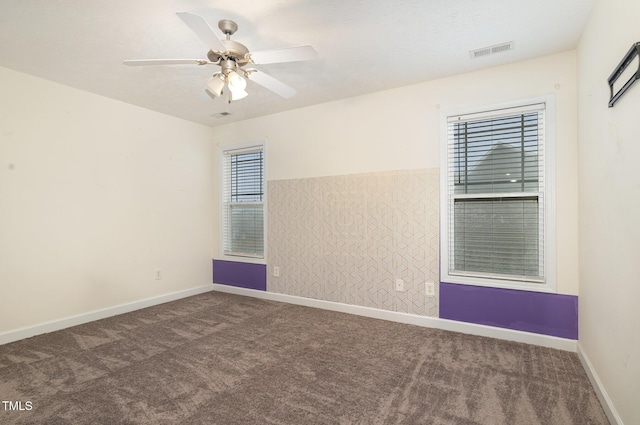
[439,282,578,340]
[212,260,266,291]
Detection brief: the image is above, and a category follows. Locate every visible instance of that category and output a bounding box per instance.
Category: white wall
[212,51,579,296]
[577,0,640,423]
[0,66,216,334]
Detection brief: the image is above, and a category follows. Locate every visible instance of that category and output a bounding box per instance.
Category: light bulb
[227,71,247,99]
[227,72,246,90]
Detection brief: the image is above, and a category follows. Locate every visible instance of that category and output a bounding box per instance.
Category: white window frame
[219,141,267,265]
[439,96,556,293]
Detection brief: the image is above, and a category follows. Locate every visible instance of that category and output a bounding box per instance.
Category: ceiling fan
[124,12,318,101]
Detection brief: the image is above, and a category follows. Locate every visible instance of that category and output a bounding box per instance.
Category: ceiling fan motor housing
[207,40,250,64]
[206,20,251,66]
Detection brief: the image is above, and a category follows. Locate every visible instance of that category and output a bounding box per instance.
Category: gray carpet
[0,291,608,424]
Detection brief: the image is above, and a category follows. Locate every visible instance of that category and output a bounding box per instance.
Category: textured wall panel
[267,169,439,316]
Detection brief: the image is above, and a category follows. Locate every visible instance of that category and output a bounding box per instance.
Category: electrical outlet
[425,282,435,297]
[273,266,280,277]
[395,278,404,292]
[155,268,162,280]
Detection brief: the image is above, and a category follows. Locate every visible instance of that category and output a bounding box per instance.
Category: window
[221,143,265,259]
[441,100,555,291]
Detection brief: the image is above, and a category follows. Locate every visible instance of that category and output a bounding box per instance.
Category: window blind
[222,146,264,258]
[446,103,545,283]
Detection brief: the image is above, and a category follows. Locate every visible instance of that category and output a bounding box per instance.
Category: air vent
[470,41,514,59]
[212,112,231,118]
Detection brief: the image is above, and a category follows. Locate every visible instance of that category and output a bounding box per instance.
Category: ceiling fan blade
[250,45,318,64]
[247,70,297,98]
[176,12,227,52]
[123,59,211,66]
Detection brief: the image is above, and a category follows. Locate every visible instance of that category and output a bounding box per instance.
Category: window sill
[442,273,555,293]
[218,254,266,265]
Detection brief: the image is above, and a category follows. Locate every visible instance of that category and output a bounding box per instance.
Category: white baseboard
[0,285,214,346]
[212,284,578,352]
[2,282,578,354]
[577,343,623,425]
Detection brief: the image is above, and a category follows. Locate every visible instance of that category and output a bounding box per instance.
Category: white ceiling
[0,0,594,127]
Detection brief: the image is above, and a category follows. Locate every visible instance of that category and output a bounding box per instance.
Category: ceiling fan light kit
[206,73,225,97]
[124,12,318,102]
